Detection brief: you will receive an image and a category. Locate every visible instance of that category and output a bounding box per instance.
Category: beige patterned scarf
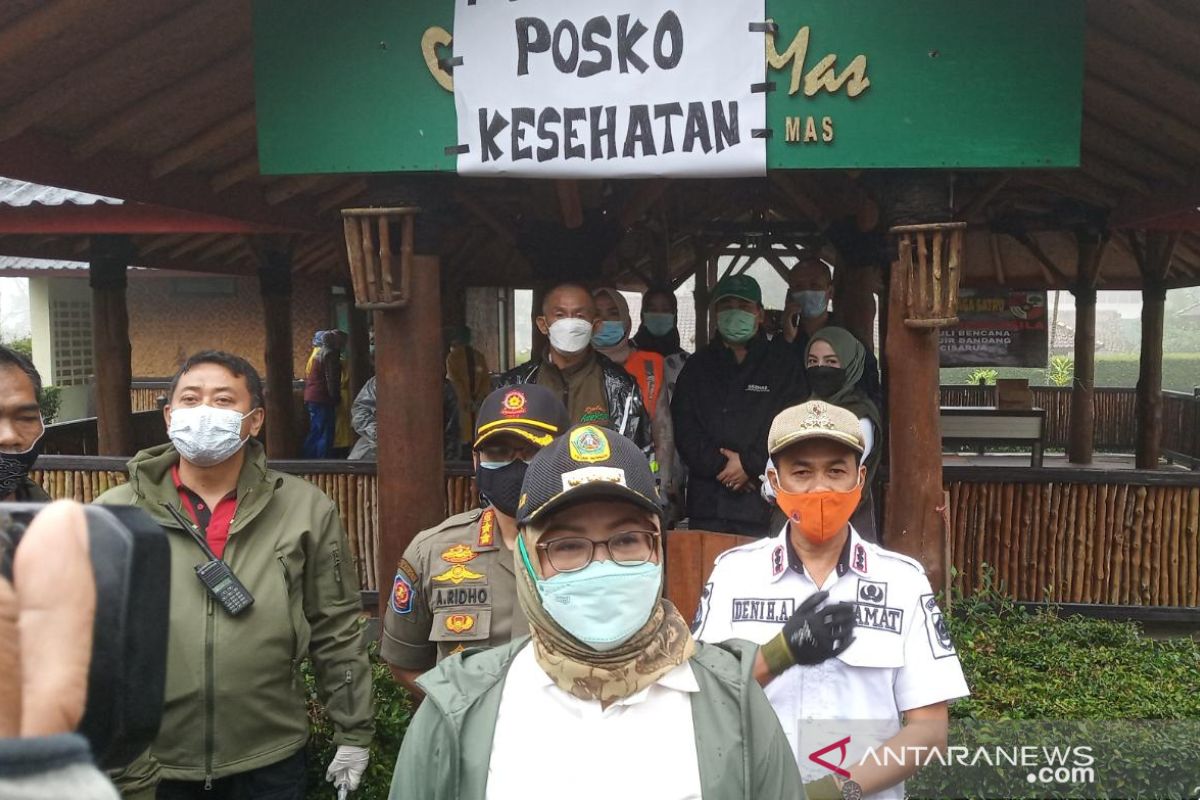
[514,526,695,703]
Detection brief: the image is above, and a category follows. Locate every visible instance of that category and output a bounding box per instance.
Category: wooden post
[374,254,444,615]
[89,235,135,456]
[884,255,946,588]
[835,263,880,351]
[346,300,371,398]
[1132,232,1180,470]
[254,241,298,458]
[1067,231,1106,465]
[694,255,714,349]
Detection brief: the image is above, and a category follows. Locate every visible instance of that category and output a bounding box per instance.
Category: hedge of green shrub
[942,353,1200,393]
[303,581,1200,799]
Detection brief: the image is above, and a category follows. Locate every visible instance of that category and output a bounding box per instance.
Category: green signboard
[254,0,1083,175]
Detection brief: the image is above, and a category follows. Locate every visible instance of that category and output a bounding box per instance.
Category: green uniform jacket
[98,441,373,788]
[388,637,801,800]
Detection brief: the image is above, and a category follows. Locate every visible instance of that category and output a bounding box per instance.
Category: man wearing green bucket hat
[671,273,806,537]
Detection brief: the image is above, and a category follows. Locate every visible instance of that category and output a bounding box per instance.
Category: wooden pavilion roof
[0,0,1195,290]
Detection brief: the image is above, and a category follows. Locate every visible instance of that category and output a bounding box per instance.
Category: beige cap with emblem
[767,400,864,455]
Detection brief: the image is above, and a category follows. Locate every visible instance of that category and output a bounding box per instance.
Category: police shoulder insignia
[852,543,869,574]
[441,543,478,565]
[432,564,485,585]
[771,544,785,577]
[445,613,476,634]
[391,571,414,615]
[477,508,496,547]
[397,557,419,584]
[568,425,611,463]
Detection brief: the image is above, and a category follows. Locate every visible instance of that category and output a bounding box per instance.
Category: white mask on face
[547,318,594,355]
[168,404,253,467]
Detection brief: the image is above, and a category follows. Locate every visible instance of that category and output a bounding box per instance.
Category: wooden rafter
[1007,229,1072,287]
[151,107,256,179]
[211,155,260,193]
[72,45,251,159]
[0,0,98,68]
[0,0,242,143]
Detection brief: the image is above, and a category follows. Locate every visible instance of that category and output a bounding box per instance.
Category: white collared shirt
[486,643,703,800]
[693,525,970,799]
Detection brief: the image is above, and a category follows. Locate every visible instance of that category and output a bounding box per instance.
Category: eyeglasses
[478,442,538,465]
[536,530,659,573]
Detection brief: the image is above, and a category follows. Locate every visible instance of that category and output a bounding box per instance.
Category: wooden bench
[940,406,1046,467]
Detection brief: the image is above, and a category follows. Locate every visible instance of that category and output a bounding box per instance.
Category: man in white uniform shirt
[694,401,970,800]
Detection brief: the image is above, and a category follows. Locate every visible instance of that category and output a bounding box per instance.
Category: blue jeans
[303,402,334,458]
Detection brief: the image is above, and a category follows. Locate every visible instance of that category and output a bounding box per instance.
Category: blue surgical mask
[641,312,675,338]
[522,540,662,651]
[790,290,828,319]
[591,320,626,348]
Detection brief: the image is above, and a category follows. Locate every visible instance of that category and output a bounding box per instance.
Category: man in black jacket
[671,275,806,537]
[495,283,649,450]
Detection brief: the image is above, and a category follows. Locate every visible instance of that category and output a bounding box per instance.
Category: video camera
[0,503,171,770]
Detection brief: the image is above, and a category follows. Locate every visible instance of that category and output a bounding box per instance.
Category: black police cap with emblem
[474,384,570,450]
[516,424,663,526]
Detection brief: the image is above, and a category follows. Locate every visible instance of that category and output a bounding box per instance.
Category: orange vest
[625,350,666,418]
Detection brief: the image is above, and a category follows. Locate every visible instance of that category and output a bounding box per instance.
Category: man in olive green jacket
[101,351,372,798]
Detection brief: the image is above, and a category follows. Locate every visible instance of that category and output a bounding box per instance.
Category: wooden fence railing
[130,380,305,413]
[939,385,1145,452]
[1162,390,1200,468]
[945,467,1199,607]
[32,455,1198,607]
[41,411,167,456]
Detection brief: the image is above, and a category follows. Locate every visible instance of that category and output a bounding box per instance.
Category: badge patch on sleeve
[691,582,713,635]
[391,571,414,615]
[857,579,888,607]
[432,564,485,585]
[921,593,957,658]
[444,613,476,634]
[441,544,478,564]
[771,545,785,577]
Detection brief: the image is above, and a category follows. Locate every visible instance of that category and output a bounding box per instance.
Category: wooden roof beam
[73,45,252,160]
[1080,151,1153,196]
[1110,182,1200,229]
[1083,76,1200,159]
[317,180,370,214]
[0,0,242,143]
[618,179,670,228]
[556,180,584,229]
[453,190,517,246]
[211,155,261,194]
[1085,28,1200,129]
[1081,115,1191,184]
[0,0,98,67]
[265,175,329,206]
[1006,229,1072,288]
[0,131,326,233]
[151,107,256,179]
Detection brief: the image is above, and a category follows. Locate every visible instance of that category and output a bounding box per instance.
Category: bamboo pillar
[1069,287,1097,464]
[255,242,298,458]
[1132,232,1179,470]
[884,257,946,589]
[374,254,444,614]
[89,235,135,456]
[1068,231,1106,465]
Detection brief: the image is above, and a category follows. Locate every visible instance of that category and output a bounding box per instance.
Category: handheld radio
[163,503,254,616]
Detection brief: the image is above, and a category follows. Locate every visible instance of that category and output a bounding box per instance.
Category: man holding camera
[0,345,49,503]
[100,351,373,799]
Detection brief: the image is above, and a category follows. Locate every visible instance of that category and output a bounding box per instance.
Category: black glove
[760,590,856,676]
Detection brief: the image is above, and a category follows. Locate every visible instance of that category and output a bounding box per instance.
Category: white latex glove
[325,745,370,792]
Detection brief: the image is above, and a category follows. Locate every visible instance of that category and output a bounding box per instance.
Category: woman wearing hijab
[807,326,884,539]
[389,424,801,800]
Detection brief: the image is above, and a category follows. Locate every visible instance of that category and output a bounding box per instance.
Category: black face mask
[0,439,42,498]
[807,365,846,399]
[476,460,528,518]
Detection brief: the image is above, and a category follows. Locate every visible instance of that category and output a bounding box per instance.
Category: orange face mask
[772,476,863,544]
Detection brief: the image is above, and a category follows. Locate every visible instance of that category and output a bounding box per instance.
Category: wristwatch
[835,776,863,800]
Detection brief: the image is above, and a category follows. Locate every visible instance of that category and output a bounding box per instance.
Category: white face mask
[547,318,594,355]
[168,404,253,467]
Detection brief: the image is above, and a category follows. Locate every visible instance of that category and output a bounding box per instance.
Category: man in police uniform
[382,384,570,697]
[694,401,970,800]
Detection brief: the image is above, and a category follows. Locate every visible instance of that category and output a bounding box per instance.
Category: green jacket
[389,637,801,800]
[98,441,372,787]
